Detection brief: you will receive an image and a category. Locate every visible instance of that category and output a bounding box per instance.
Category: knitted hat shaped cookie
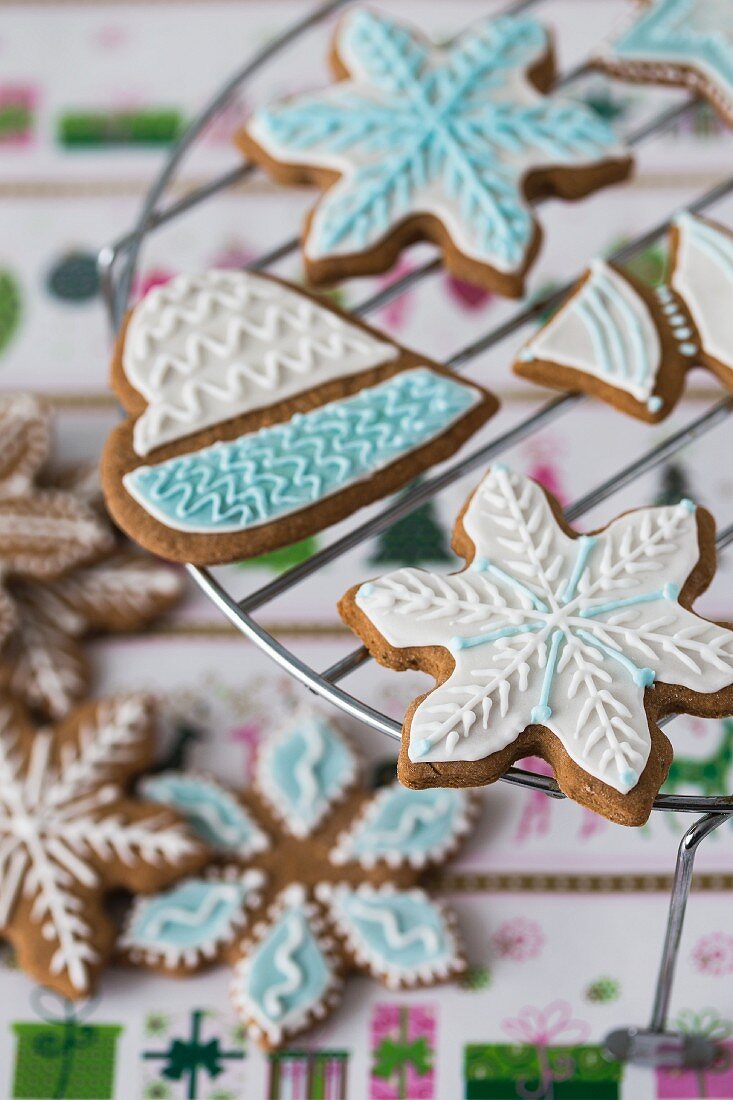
[102,270,496,564]
[514,212,733,421]
[0,694,206,999]
[340,465,733,826]
[239,7,632,295]
[120,713,475,1048]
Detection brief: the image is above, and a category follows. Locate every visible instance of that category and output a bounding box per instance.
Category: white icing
[124,270,399,456]
[0,696,197,992]
[520,260,662,406]
[672,213,733,371]
[355,466,733,794]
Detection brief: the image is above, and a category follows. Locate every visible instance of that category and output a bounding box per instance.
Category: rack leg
[605,812,729,1069]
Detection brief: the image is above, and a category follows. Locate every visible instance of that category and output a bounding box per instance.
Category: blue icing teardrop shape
[258,716,356,837]
[140,773,268,855]
[239,897,331,1029]
[124,876,254,956]
[123,369,480,533]
[329,886,452,976]
[335,785,465,866]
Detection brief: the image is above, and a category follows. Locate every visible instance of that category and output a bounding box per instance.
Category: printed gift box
[464,1001,623,1100]
[656,1010,733,1099]
[371,1004,436,1100]
[11,993,121,1100]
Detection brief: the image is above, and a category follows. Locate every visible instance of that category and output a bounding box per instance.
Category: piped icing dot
[531,704,552,724]
[680,342,698,356]
[647,395,663,413]
[679,498,696,515]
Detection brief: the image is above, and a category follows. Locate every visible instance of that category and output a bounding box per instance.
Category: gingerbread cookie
[514,212,733,421]
[0,394,112,646]
[1,457,183,720]
[0,694,206,999]
[120,712,474,1048]
[101,270,496,564]
[340,465,733,826]
[593,0,733,130]
[237,8,633,295]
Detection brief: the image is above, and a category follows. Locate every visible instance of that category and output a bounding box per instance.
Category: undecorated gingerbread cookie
[340,465,733,826]
[119,712,475,1048]
[514,213,733,421]
[101,270,496,564]
[238,7,632,295]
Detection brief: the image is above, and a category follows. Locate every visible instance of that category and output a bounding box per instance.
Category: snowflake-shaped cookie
[241,8,631,294]
[0,694,206,999]
[0,394,112,648]
[594,0,733,129]
[120,713,474,1048]
[340,465,733,825]
[0,457,183,719]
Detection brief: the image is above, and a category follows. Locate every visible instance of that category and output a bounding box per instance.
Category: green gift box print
[464,1001,623,1099]
[11,995,122,1100]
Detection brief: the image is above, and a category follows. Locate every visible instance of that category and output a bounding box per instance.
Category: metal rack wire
[98,0,733,1071]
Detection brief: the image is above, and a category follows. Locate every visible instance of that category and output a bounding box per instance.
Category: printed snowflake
[0,400,183,719]
[0,394,112,647]
[692,931,733,976]
[244,9,628,289]
[346,465,733,819]
[120,713,475,1048]
[0,695,205,999]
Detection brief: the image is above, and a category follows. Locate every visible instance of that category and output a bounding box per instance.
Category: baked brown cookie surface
[340,465,733,826]
[514,213,733,420]
[238,8,632,295]
[101,270,497,565]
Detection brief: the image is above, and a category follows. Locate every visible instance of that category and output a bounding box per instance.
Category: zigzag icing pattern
[124,270,400,456]
[124,368,480,533]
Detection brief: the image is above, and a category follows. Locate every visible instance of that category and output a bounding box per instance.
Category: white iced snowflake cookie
[0,695,205,999]
[239,7,632,295]
[514,213,733,422]
[340,465,733,825]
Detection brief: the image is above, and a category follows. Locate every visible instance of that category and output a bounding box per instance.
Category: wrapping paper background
[2,1,733,1096]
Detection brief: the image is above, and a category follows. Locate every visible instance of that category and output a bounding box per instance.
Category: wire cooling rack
[98,0,733,1071]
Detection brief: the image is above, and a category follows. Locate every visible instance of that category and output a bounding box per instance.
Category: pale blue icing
[125,877,253,952]
[124,369,479,533]
[330,887,451,974]
[140,773,268,855]
[611,0,733,93]
[240,904,330,1024]
[250,10,623,268]
[258,716,356,837]
[336,785,464,863]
